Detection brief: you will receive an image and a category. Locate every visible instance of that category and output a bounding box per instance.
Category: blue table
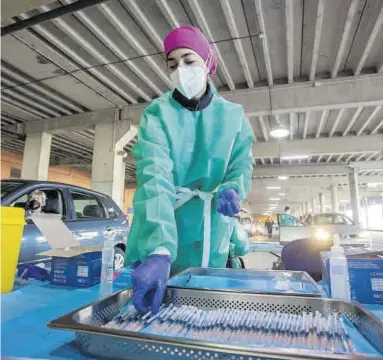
[1,281,101,359]
[2,277,383,359]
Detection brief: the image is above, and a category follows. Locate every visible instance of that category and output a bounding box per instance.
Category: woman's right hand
[217,188,240,217]
[131,255,171,314]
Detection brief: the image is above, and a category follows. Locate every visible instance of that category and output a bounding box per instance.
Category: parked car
[1,180,129,269]
[277,212,371,246]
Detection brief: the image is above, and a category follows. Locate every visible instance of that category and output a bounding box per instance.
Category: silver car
[277,212,371,246]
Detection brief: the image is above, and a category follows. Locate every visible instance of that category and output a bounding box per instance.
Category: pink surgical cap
[164,25,217,74]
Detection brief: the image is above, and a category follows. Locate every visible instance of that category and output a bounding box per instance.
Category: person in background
[125,25,254,315]
[284,206,291,214]
[265,216,274,238]
[25,190,46,216]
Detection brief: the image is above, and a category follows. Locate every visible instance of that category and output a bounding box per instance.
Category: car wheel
[114,247,125,269]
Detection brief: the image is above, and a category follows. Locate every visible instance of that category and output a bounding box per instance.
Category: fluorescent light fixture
[280,155,309,161]
[266,186,282,190]
[269,197,281,201]
[340,200,348,203]
[278,193,286,196]
[367,182,383,188]
[270,124,289,139]
[278,176,288,180]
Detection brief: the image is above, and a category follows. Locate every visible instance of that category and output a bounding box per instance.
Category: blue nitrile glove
[217,188,240,217]
[131,254,171,314]
[17,265,50,282]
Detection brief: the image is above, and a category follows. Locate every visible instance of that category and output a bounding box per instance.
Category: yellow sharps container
[1,206,25,293]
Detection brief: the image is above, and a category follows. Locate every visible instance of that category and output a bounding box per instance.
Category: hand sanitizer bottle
[100,232,115,298]
[329,234,350,300]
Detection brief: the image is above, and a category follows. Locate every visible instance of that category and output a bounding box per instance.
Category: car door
[101,196,129,246]
[9,186,67,264]
[66,190,110,246]
[32,187,68,262]
[336,214,360,244]
[278,213,310,244]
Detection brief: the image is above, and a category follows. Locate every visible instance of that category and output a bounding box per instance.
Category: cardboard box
[31,214,102,288]
[321,249,383,304]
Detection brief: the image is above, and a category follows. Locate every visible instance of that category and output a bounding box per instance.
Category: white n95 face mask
[170,66,207,100]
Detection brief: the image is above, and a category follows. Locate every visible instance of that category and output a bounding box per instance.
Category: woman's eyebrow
[167,52,195,62]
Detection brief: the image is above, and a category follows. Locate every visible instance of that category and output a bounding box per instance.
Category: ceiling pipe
[1,0,109,36]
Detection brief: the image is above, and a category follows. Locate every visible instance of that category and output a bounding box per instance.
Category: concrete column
[311,197,316,214]
[304,201,309,215]
[363,197,369,228]
[319,193,325,213]
[92,122,137,209]
[21,132,52,180]
[330,184,339,213]
[348,167,361,224]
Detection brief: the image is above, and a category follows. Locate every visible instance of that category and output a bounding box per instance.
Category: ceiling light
[280,155,309,161]
[270,124,289,139]
[278,176,288,180]
[270,197,281,201]
[340,200,348,203]
[278,192,286,196]
[266,186,282,190]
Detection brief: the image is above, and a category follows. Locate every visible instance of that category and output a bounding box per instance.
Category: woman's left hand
[217,188,240,217]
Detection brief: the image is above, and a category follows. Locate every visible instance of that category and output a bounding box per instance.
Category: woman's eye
[169,64,177,70]
[185,60,195,65]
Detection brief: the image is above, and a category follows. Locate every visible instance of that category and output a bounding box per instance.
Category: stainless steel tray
[48,287,383,360]
[168,267,325,297]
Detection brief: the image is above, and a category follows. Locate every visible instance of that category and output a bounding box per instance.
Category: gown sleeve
[127,107,178,262]
[219,110,254,200]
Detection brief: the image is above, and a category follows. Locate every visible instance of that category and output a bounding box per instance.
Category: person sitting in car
[25,190,47,216]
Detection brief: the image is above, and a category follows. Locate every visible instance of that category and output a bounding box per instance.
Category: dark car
[1,180,129,269]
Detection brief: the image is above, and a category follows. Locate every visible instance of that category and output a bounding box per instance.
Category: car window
[342,215,355,225]
[313,214,334,225]
[101,197,119,219]
[10,188,65,219]
[1,182,25,199]
[334,214,347,225]
[71,192,106,219]
[10,193,28,209]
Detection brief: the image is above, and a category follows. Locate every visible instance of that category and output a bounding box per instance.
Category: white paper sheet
[30,213,80,249]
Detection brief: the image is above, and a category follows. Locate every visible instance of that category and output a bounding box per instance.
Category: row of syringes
[104,303,355,353]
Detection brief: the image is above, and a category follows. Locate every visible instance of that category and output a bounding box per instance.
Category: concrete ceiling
[1,0,55,21]
[1,0,383,212]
